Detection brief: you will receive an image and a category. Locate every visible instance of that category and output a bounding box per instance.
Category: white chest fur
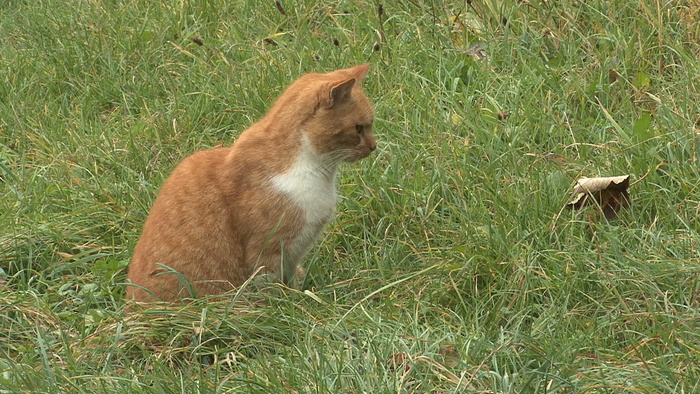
[270,134,338,262]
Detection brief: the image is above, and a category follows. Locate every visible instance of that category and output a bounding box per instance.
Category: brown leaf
[387,352,411,373]
[439,345,460,368]
[56,251,75,260]
[466,43,487,61]
[566,175,631,219]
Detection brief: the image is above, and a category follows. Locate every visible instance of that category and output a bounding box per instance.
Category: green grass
[2,0,699,392]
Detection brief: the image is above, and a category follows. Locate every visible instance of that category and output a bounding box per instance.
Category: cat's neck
[287,132,339,181]
[271,132,339,221]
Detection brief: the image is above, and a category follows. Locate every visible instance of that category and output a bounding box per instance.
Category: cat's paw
[287,266,306,289]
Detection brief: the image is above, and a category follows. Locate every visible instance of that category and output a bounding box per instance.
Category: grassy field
[2,0,699,392]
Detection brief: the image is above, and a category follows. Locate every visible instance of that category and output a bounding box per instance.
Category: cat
[126,64,376,303]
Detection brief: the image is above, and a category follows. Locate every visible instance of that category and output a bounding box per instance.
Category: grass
[1,0,699,392]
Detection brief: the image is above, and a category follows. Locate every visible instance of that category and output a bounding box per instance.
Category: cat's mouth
[346,148,374,162]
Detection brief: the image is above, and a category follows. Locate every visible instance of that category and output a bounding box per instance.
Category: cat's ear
[326,78,356,108]
[349,64,370,82]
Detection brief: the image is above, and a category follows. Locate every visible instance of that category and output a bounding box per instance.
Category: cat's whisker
[325,148,356,165]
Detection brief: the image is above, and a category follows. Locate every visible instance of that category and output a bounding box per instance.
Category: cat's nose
[367,136,377,151]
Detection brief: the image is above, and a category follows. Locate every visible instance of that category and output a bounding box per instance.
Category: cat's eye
[356,125,363,134]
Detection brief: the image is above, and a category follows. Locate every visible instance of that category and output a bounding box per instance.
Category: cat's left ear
[326,78,356,108]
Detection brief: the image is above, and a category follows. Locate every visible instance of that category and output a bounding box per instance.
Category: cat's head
[295,64,377,163]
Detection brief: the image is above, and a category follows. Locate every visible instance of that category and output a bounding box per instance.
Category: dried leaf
[571,175,629,194]
[387,352,411,373]
[466,43,488,61]
[439,345,460,368]
[566,175,631,219]
[56,251,75,260]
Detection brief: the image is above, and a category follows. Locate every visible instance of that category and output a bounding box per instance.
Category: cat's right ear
[350,64,370,81]
[326,78,356,109]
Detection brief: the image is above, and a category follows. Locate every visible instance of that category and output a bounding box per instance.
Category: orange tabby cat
[126,64,376,302]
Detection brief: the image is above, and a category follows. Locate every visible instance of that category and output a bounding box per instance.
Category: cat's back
[165,146,231,188]
[134,147,234,250]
